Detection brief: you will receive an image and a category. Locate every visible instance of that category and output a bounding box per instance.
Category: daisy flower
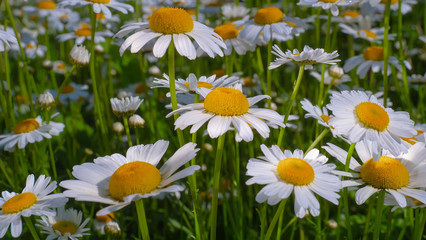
[333,10,362,24]
[47,9,80,32]
[343,46,401,78]
[152,73,241,97]
[301,98,334,130]
[60,140,200,216]
[221,3,250,21]
[246,145,342,218]
[52,61,68,74]
[115,7,226,60]
[69,45,90,66]
[0,174,68,238]
[407,73,426,85]
[166,85,285,142]
[339,17,396,43]
[384,192,426,211]
[51,82,90,103]
[24,41,47,59]
[93,212,116,234]
[297,0,355,16]
[0,29,18,52]
[58,0,133,19]
[110,96,143,117]
[370,0,416,14]
[234,7,299,43]
[323,141,426,207]
[269,45,340,70]
[310,65,350,86]
[0,115,65,152]
[57,23,112,45]
[22,0,60,17]
[326,90,417,156]
[36,207,90,239]
[212,23,254,55]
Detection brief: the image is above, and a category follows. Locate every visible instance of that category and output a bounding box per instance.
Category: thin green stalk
[47,140,57,180]
[382,0,392,107]
[135,128,140,145]
[210,134,226,240]
[362,195,376,240]
[23,217,40,240]
[123,117,133,147]
[135,199,150,240]
[134,0,140,20]
[265,199,287,240]
[277,64,305,147]
[305,128,329,154]
[234,130,243,240]
[397,0,411,112]
[0,159,14,189]
[373,191,385,240]
[2,43,16,129]
[54,65,77,103]
[318,10,332,107]
[343,143,356,240]
[167,42,185,146]
[385,208,393,240]
[256,47,267,94]
[266,37,273,108]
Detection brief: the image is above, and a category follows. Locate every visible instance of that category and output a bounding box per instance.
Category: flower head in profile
[269,45,340,70]
[57,23,112,45]
[58,0,133,19]
[0,174,68,238]
[0,115,65,152]
[246,145,342,218]
[167,85,286,142]
[36,207,90,239]
[326,90,416,156]
[324,141,426,207]
[212,23,254,56]
[310,65,350,86]
[110,96,143,117]
[221,3,250,21]
[115,7,226,60]
[0,29,18,52]
[60,140,200,216]
[298,0,355,16]
[69,45,90,66]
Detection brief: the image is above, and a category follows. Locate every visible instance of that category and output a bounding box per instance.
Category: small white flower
[110,96,144,117]
[38,90,55,108]
[221,3,250,21]
[128,114,145,128]
[298,0,355,16]
[69,45,90,66]
[58,0,133,19]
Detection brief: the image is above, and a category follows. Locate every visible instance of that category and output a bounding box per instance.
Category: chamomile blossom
[57,23,112,45]
[212,23,254,55]
[326,90,417,156]
[115,7,226,60]
[0,29,18,52]
[323,141,426,207]
[301,99,334,130]
[343,46,401,78]
[298,0,355,16]
[166,85,285,142]
[310,65,350,86]
[51,82,90,103]
[93,212,118,235]
[152,73,241,97]
[60,140,200,216]
[407,73,426,85]
[339,23,395,43]
[384,192,426,211]
[24,41,47,59]
[53,61,68,74]
[0,115,65,152]
[234,7,300,43]
[246,145,342,218]
[110,96,143,117]
[58,0,133,19]
[370,0,416,14]
[36,207,90,239]
[269,45,340,70]
[0,174,68,238]
[221,3,250,21]
[22,0,60,17]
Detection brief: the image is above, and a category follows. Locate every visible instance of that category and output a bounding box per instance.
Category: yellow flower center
[37,1,56,9]
[318,0,338,2]
[363,46,384,61]
[380,0,398,4]
[358,29,377,39]
[108,161,161,201]
[52,221,78,236]
[56,63,66,70]
[284,21,296,28]
[26,43,35,49]
[321,114,331,124]
[74,27,92,37]
[95,212,115,223]
[14,119,40,134]
[407,196,423,206]
[203,87,249,116]
[360,156,409,190]
[277,158,315,185]
[135,84,145,94]
[86,0,111,3]
[214,24,239,40]
[183,82,214,89]
[400,136,417,145]
[61,84,75,94]
[355,102,389,131]
[96,13,106,19]
[149,7,194,34]
[341,10,360,18]
[2,192,37,214]
[254,7,284,25]
[212,69,225,77]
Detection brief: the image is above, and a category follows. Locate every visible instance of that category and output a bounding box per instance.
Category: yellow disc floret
[86,0,111,3]
[61,84,75,94]
[277,158,315,185]
[358,29,377,39]
[149,7,194,34]
[109,161,161,201]
[321,115,331,124]
[319,0,338,3]
[214,24,239,40]
[380,0,398,4]
[254,7,284,25]
[2,192,37,214]
[52,221,78,236]
[37,1,56,9]
[360,156,409,189]
[341,11,360,18]
[363,46,384,61]
[355,102,390,131]
[14,119,40,134]
[96,212,115,223]
[74,27,92,37]
[183,82,214,89]
[204,87,249,116]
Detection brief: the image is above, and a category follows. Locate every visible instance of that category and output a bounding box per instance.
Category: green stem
[210,134,226,240]
[135,200,150,240]
[362,195,376,240]
[305,128,329,154]
[2,39,16,129]
[382,0,392,107]
[318,10,332,107]
[384,208,393,240]
[55,65,77,103]
[23,217,40,240]
[266,38,273,108]
[343,143,356,240]
[397,0,411,112]
[47,140,57,180]
[256,47,267,94]
[265,199,287,240]
[277,64,305,147]
[123,117,133,147]
[134,0,140,21]
[373,191,385,240]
